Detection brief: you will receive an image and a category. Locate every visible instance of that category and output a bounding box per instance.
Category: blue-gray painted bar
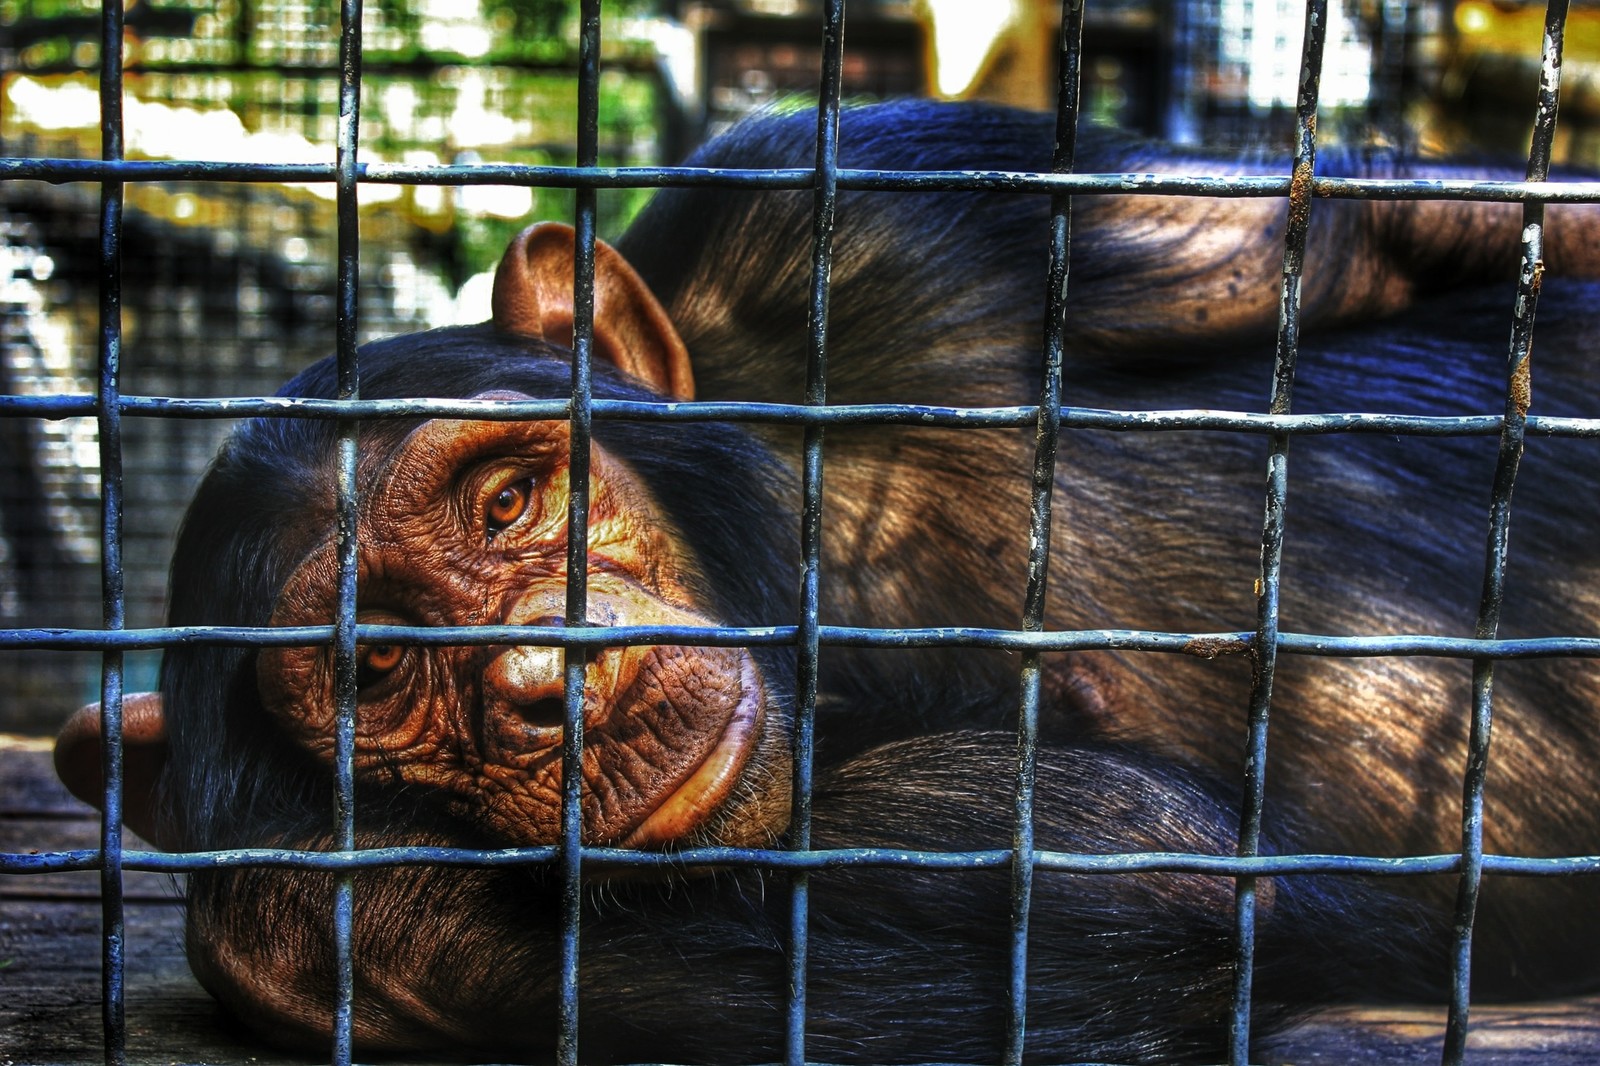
[1230,2,1328,1060]
[94,0,129,1061]
[8,393,1599,442]
[1443,3,1570,1062]
[6,155,1600,204]
[7,843,1597,880]
[1004,1,1085,1060]
[6,622,1600,662]
[786,4,845,1062]
[555,5,603,1064]
[328,0,366,1061]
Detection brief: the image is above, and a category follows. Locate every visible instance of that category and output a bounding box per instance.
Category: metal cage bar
[5,391,1600,436]
[555,3,605,1063]
[328,0,366,1062]
[1003,0,1087,1061]
[1443,2,1572,1062]
[11,836,1600,879]
[11,155,1600,200]
[1228,0,1329,1060]
[93,0,128,1063]
[786,3,846,1061]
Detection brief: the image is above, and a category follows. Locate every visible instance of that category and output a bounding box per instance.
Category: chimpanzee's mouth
[618,650,766,848]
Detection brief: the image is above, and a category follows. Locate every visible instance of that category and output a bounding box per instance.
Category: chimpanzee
[55,101,1600,1063]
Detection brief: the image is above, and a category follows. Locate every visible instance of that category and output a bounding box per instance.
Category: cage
[3,1,1600,1064]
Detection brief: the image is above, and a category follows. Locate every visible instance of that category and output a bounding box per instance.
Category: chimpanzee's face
[257,404,791,848]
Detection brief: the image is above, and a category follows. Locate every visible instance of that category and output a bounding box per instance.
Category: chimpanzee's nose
[484,644,566,731]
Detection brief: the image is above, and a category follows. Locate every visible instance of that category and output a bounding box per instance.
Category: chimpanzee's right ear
[53,692,171,849]
[492,221,696,400]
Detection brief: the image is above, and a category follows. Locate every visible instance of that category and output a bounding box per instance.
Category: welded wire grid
[5,1,1600,1065]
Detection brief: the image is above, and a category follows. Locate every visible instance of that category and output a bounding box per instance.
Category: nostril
[518,697,567,730]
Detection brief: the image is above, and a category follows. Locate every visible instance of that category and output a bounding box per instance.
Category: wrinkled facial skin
[257,413,790,848]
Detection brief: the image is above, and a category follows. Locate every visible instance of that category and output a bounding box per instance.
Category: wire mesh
[3,2,1600,1066]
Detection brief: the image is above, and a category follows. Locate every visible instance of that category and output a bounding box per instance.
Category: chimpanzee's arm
[1070,145,1596,352]
[181,734,1443,1064]
[620,100,1600,391]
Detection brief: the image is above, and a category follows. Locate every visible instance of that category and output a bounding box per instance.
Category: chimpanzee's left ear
[492,221,695,399]
[53,692,171,849]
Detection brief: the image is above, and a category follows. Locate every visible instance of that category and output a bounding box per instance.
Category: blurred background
[2,0,1598,733]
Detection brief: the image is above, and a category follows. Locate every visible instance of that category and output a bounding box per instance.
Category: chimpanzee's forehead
[280,323,666,406]
[274,325,556,400]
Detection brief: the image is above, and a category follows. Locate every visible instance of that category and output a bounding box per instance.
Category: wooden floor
[0,735,316,1066]
[3,735,1598,1066]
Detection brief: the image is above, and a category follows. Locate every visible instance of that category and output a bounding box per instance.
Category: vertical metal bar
[95,2,127,1063]
[1229,1,1326,1062]
[331,0,364,1062]
[557,4,602,1065]
[1004,2,1083,1063]
[1441,3,1566,1062]
[786,2,843,1063]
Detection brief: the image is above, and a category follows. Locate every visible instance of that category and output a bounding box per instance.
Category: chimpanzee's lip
[618,650,764,848]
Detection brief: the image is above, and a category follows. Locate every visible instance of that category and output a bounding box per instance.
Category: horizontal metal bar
[1,623,793,650]
[0,159,340,184]
[5,623,1598,661]
[5,156,1600,203]
[6,843,1598,879]
[3,393,1597,440]
[845,172,1600,204]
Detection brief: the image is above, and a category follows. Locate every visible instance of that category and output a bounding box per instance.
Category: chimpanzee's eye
[486,477,535,538]
[356,643,404,690]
